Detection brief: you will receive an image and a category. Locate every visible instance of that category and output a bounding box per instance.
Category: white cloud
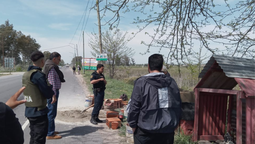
[18,0,84,16]
[48,23,72,30]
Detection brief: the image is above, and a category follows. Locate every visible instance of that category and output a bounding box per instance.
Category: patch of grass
[0,74,10,77]
[174,131,197,144]
[82,70,134,99]
[119,122,126,137]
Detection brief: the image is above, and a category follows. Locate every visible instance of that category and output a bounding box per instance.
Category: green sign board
[96,54,108,61]
[83,66,97,70]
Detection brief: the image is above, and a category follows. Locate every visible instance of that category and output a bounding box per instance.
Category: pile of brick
[106,111,121,129]
[104,99,125,109]
[105,99,128,130]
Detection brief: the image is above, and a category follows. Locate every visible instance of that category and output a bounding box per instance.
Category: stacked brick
[105,99,128,130]
[106,111,121,129]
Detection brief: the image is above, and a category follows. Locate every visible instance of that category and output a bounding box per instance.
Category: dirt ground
[56,108,106,123]
[55,73,128,144]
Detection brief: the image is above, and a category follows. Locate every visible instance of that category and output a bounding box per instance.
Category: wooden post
[227,95,233,132]
[236,91,243,144]
[246,97,255,144]
[252,98,255,143]
[193,88,200,141]
[96,0,102,54]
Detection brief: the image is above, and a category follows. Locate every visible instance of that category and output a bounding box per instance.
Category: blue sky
[0,0,238,64]
[0,0,167,64]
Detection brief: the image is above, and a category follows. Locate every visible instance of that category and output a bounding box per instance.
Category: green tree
[17,34,40,65]
[0,20,40,66]
[43,51,51,61]
[71,56,82,67]
[59,59,65,66]
[89,30,134,78]
[0,21,17,66]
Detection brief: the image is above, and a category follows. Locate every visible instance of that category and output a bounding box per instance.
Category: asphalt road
[0,72,27,126]
[0,67,124,144]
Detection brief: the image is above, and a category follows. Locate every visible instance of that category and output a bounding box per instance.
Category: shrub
[174,131,197,144]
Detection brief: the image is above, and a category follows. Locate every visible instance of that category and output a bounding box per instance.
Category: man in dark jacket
[22,51,56,144]
[127,54,182,144]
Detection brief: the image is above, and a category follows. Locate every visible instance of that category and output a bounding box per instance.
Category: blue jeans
[47,90,59,136]
[92,90,104,116]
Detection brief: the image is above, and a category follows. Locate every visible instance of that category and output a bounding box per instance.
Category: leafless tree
[93,0,255,65]
[89,30,134,78]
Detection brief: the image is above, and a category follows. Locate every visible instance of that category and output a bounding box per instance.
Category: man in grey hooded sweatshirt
[127,54,182,144]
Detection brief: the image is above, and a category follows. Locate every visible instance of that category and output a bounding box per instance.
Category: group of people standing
[23,51,65,143]
[0,51,65,144]
[72,65,81,75]
[1,52,182,144]
[88,54,182,144]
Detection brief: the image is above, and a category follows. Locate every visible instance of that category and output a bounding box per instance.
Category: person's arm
[47,68,58,95]
[5,87,26,109]
[103,75,107,85]
[90,78,104,84]
[90,74,104,84]
[127,79,142,132]
[3,87,25,144]
[31,72,54,99]
[4,103,24,144]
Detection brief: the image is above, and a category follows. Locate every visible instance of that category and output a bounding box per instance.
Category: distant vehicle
[66,65,69,67]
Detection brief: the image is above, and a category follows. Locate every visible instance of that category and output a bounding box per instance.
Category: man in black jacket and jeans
[127,54,182,144]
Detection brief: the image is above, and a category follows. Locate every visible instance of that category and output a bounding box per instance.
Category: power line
[78,0,93,46]
[69,1,90,44]
[40,45,70,51]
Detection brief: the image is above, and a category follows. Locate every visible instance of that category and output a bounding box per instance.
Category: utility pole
[96,0,103,54]
[2,36,4,67]
[76,44,78,66]
[83,31,85,74]
[74,47,76,66]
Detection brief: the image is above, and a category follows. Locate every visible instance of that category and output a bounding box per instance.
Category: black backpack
[120,94,128,101]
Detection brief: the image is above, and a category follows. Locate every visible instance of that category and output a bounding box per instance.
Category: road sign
[4,57,15,68]
[83,58,98,70]
[96,54,107,61]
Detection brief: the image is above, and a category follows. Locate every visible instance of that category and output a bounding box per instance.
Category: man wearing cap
[43,52,65,139]
[22,51,56,144]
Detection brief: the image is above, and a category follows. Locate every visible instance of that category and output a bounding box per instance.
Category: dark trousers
[92,90,104,116]
[28,115,48,144]
[134,127,174,144]
[47,89,59,136]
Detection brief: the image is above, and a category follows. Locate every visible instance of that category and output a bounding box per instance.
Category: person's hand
[51,95,57,104]
[99,78,104,81]
[6,87,26,109]
[132,127,136,133]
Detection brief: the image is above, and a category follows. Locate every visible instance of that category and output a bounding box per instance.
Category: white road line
[22,120,29,131]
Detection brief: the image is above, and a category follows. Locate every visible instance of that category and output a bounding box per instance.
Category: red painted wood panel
[246,97,255,144]
[227,95,233,132]
[198,93,227,141]
[252,98,255,143]
[236,91,243,144]
[200,135,224,141]
[193,88,200,141]
[246,97,251,144]
[193,88,240,142]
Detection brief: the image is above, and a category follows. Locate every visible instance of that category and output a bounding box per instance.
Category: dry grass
[104,65,200,91]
